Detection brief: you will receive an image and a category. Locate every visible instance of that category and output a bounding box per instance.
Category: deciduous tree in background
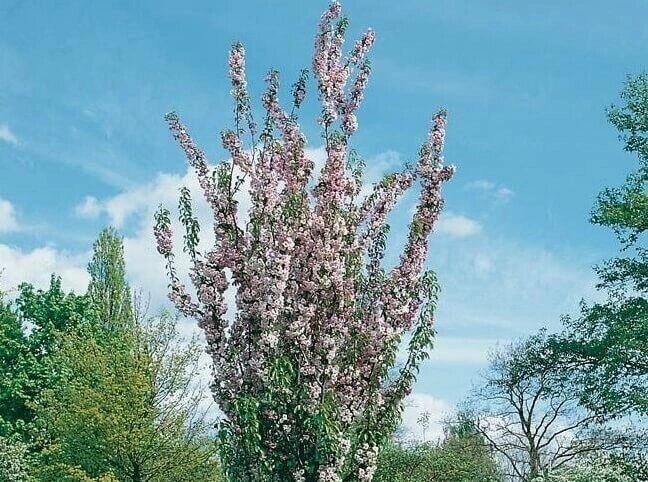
[467,334,629,482]
[34,312,221,482]
[0,277,98,438]
[33,228,221,482]
[87,226,134,333]
[547,74,648,419]
[0,434,30,482]
[154,1,455,480]
[0,289,30,437]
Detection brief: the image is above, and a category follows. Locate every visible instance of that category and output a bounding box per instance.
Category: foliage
[609,448,648,482]
[531,456,634,482]
[373,417,500,482]
[30,229,221,482]
[0,292,29,436]
[16,276,98,355]
[600,73,648,244]
[32,314,220,482]
[545,74,648,419]
[0,277,97,437]
[154,2,455,481]
[0,434,30,481]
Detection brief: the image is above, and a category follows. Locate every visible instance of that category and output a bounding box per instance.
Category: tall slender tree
[154,2,455,480]
[87,227,133,333]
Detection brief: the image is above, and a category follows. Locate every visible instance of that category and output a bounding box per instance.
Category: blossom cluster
[155,2,454,481]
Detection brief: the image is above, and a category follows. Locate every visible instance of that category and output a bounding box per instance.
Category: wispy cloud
[75,196,103,219]
[0,123,18,145]
[493,187,514,202]
[0,198,20,233]
[432,236,601,344]
[465,179,515,203]
[428,336,504,364]
[464,180,495,191]
[436,212,482,238]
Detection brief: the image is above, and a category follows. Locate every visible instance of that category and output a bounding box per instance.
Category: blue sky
[1,0,646,438]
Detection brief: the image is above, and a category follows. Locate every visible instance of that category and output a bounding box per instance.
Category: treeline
[0,229,224,481]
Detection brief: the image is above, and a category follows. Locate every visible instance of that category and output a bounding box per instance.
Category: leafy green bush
[374,421,501,482]
[0,435,30,482]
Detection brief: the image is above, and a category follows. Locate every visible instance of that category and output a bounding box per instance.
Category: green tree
[467,334,631,482]
[373,415,501,482]
[532,455,635,482]
[31,228,222,481]
[0,434,30,482]
[33,313,221,482]
[0,291,29,435]
[436,415,502,482]
[87,227,133,333]
[548,74,648,417]
[0,278,97,436]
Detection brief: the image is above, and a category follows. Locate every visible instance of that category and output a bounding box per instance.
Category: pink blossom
[349,29,375,65]
[155,2,455,480]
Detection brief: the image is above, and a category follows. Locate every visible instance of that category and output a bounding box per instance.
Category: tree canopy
[547,74,648,418]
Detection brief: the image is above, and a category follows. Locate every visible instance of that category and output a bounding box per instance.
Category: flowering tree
[154,2,455,481]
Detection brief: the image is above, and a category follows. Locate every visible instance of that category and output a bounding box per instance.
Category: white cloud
[464,179,515,203]
[436,212,482,237]
[73,174,185,227]
[75,195,102,218]
[75,147,329,230]
[104,173,192,227]
[0,198,20,233]
[0,123,18,145]
[400,393,454,442]
[0,244,89,295]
